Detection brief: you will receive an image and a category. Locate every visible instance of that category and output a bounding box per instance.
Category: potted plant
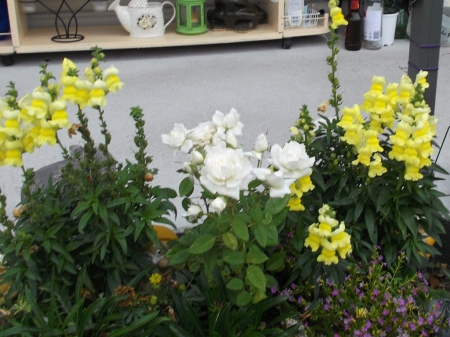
[382,0,400,45]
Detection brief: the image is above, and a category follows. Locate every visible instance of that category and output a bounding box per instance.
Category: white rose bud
[183,162,194,174]
[254,133,268,152]
[191,150,204,165]
[211,197,227,213]
[226,132,238,148]
[183,204,202,221]
[289,126,300,135]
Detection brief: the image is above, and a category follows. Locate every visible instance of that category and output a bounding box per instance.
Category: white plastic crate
[284,10,320,29]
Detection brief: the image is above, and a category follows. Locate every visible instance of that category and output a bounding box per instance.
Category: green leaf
[167,248,191,266]
[187,234,216,255]
[365,208,376,244]
[265,252,285,271]
[254,224,267,247]
[71,201,92,218]
[78,210,93,234]
[179,177,194,197]
[222,249,245,265]
[246,245,269,264]
[226,278,244,291]
[266,195,290,214]
[223,232,239,251]
[232,218,249,242]
[245,265,266,291]
[265,223,279,246]
[236,290,252,307]
[251,206,262,223]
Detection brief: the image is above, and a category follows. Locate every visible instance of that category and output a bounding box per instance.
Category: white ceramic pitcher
[109,0,176,38]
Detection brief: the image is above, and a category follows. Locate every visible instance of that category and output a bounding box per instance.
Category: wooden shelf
[0,36,13,54]
[5,0,329,58]
[14,23,283,54]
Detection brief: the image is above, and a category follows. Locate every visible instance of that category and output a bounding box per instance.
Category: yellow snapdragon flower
[304,204,351,265]
[368,154,387,178]
[330,7,348,29]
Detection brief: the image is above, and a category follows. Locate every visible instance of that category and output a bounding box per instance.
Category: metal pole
[407,0,444,114]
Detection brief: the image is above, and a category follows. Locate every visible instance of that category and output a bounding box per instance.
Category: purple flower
[324,303,330,311]
[332,289,339,297]
[373,289,379,297]
[409,323,416,331]
[297,296,303,304]
[427,315,434,325]
[270,286,277,294]
[290,283,297,290]
[385,292,390,300]
[418,316,424,326]
[282,288,290,296]
[382,309,390,316]
[378,317,384,325]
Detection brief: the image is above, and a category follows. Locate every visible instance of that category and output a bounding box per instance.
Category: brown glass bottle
[345,0,363,51]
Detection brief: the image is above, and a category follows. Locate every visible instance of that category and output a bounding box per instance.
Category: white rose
[183,204,202,221]
[188,121,217,146]
[212,108,244,135]
[253,168,291,198]
[268,142,315,180]
[200,146,254,200]
[162,123,193,153]
[211,197,227,213]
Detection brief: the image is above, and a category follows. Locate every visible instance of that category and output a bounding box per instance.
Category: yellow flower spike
[337,243,352,259]
[61,85,78,104]
[331,231,351,250]
[388,144,404,161]
[390,122,411,147]
[412,122,433,144]
[2,119,23,137]
[402,146,420,166]
[4,148,23,167]
[103,65,124,93]
[418,156,432,168]
[404,164,423,181]
[328,0,337,9]
[330,7,348,29]
[368,154,387,178]
[317,248,339,265]
[62,58,78,74]
[304,232,321,252]
[288,197,305,211]
[35,125,57,147]
[352,151,371,166]
[414,141,433,158]
[415,70,429,89]
[105,75,124,93]
[88,80,107,107]
[3,140,24,167]
[362,130,383,153]
[369,119,383,133]
[297,174,315,192]
[317,214,339,227]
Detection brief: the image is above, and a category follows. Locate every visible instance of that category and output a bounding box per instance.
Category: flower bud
[289,126,300,135]
[211,197,227,213]
[183,162,194,174]
[191,150,204,165]
[144,173,154,182]
[150,295,158,305]
[254,133,268,152]
[226,132,238,148]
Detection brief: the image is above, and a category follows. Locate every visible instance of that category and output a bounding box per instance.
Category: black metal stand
[35,0,91,42]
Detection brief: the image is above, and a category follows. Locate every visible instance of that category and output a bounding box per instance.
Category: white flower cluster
[162,108,315,219]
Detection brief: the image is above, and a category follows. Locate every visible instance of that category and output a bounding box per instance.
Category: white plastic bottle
[363,0,383,50]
